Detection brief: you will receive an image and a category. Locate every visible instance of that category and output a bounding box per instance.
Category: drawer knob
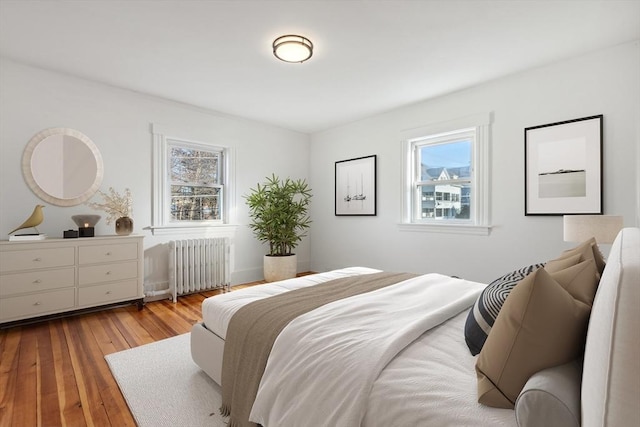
[33,279,42,284]
[106,291,112,295]
[33,258,42,262]
[34,301,41,306]
[106,252,112,256]
[105,271,111,275]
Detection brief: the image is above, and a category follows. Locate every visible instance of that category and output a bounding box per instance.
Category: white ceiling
[1,1,638,134]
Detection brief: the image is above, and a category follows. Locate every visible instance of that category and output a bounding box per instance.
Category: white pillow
[515,360,582,427]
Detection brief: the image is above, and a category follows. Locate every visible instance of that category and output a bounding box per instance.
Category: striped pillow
[464,263,544,355]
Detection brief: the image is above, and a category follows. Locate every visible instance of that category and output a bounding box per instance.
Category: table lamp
[563,215,624,244]
[72,214,101,238]
[563,215,623,258]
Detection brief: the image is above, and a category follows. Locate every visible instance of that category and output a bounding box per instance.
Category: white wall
[0,58,311,288]
[2,41,638,289]
[309,41,640,283]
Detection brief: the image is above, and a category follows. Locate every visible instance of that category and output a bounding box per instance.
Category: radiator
[168,238,230,302]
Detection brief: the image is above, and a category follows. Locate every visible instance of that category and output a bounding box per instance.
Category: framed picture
[335,155,377,216]
[525,115,603,216]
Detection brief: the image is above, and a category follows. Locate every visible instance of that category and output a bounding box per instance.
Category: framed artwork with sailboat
[335,155,377,216]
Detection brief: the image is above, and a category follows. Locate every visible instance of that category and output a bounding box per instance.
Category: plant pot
[264,254,297,282]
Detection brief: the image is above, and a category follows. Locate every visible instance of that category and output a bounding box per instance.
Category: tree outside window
[168,144,223,222]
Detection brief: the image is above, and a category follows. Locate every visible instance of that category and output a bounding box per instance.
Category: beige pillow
[476,268,591,408]
[550,259,599,306]
[591,245,606,276]
[556,237,606,276]
[545,239,602,305]
[545,253,582,273]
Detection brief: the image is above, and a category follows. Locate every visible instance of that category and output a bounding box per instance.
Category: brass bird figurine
[9,204,45,235]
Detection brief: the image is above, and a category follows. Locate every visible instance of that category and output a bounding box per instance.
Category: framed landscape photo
[335,155,377,216]
[525,115,603,215]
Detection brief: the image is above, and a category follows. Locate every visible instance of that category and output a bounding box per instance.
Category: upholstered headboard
[581,227,640,427]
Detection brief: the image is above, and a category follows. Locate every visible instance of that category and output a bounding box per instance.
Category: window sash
[161,138,225,226]
[169,145,221,185]
[166,140,225,223]
[170,184,223,221]
[410,130,475,224]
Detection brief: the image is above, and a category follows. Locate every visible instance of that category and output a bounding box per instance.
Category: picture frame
[335,155,377,216]
[525,115,603,216]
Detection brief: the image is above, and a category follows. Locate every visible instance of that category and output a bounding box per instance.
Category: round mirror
[22,128,104,207]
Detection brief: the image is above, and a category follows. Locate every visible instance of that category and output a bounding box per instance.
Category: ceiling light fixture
[272,35,313,63]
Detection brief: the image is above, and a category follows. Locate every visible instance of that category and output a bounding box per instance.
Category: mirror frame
[22,128,104,207]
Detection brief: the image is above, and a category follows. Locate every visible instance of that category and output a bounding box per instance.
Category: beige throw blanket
[220,271,417,427]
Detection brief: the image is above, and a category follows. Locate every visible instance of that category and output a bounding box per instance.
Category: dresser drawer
[78,280,138,307]
[79,243,138,265]
[0,267,75,297]
[0,247,75,273]
[0,288,75,322]
[78,261,138,286]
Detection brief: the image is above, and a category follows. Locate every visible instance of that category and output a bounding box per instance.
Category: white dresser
[0,235,144,324]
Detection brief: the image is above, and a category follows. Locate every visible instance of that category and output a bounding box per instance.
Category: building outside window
[414,134,473,221]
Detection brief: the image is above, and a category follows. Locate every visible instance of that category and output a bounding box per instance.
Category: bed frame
[191,322,225,385]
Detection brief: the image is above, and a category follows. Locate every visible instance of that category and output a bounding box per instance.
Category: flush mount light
[272,35,313,63]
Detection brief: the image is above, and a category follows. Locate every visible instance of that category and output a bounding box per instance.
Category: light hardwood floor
[0,283,257,427]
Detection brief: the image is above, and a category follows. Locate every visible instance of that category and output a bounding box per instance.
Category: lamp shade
[71,214,101,228]
[563,215,623,244]
[273,35,313,63]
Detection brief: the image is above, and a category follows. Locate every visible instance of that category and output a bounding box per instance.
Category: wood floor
[0,284,256,427]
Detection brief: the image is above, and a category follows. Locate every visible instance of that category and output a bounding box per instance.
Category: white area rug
[105,333,227,427]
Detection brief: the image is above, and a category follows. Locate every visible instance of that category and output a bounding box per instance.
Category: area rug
[105,333,227,427]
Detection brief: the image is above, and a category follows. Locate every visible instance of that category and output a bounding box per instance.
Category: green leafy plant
[245,174,312,256]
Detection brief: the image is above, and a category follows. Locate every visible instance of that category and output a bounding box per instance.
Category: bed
[191,227,640,427]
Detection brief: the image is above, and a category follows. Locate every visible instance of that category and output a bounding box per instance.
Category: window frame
[150,124,237,237]
[400,113,491,235]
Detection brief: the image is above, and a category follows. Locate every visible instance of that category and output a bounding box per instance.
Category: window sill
[145,224,238,237]
[397,223,491,236]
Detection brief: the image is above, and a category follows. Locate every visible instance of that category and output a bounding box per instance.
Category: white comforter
[249,273,489,427]
[364,311,516,426]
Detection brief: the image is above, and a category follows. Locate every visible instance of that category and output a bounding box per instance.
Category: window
[415,135,471,221]
[401,113,491,235]
[151,124,236,236]
[169,144,223,221]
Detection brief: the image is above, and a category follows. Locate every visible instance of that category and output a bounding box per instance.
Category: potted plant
[245,174,312,282]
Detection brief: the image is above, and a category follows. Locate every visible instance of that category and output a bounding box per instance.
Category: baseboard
[231,260,311,286]
[231,268,263,286]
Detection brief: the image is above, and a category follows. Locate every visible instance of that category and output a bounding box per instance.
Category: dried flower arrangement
[87,187,132,224]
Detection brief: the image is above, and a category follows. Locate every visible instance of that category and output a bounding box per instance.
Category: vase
[115,216,133,235]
